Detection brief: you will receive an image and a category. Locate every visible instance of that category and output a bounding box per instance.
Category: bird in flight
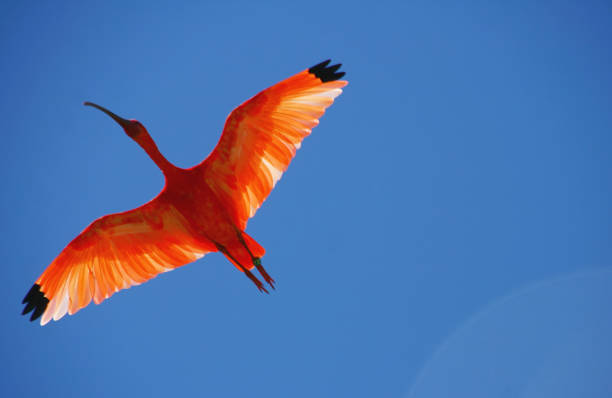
[22,60,347,325]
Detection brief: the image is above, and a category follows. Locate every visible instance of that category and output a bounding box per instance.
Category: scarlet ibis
[22,60,347,325]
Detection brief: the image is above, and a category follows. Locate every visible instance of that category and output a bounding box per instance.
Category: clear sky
[2,1,611,397]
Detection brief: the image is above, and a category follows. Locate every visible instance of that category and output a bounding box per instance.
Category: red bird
[22,60,347,325]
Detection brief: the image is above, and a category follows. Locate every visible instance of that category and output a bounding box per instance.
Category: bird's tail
[224,231,265,271]
[219,231,274,292]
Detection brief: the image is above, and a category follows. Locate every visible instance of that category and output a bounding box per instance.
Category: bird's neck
[137,132,175,176]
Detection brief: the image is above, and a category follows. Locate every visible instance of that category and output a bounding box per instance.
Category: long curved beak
[84,101,130,128]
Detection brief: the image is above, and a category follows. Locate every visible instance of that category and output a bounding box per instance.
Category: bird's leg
[235,231,275,289]
[253,258,275,289]
[216,244,269,294]
[242,267,269,294]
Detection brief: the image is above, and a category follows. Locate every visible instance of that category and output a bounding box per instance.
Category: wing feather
[198,60,347,228]
[23,197,214,325]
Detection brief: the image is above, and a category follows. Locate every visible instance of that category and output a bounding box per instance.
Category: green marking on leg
[254,257,261,266]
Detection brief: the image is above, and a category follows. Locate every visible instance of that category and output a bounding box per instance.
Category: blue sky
[2,1,611,397]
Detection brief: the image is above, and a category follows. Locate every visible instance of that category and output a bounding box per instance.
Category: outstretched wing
[199,60,347,228]
[22,197,215,325]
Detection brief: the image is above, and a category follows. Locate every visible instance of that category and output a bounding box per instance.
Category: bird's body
[22,60,347,325]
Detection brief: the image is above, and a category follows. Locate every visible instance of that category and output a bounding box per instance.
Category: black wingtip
[22,284,49,322]
[308,59,346,82]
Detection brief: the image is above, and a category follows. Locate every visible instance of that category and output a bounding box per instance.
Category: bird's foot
[244,268,269,294]
[254,258,275,290]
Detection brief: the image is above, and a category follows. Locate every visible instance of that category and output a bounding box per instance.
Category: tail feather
[241,232,265,258]
[223,232,266,272]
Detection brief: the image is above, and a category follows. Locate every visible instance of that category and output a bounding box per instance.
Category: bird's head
[84,101,146,140]
[83,101,173,174]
